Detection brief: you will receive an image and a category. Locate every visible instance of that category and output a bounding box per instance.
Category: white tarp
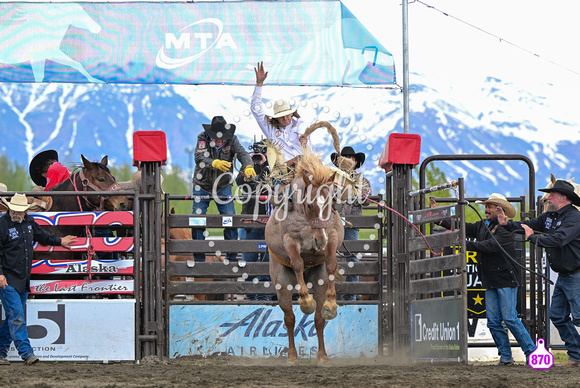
[0,1,395,86]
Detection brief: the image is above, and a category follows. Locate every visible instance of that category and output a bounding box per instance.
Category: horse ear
[101,155,109,166]
[81,154,93,170]
[302,171,312,187]
[328,171,337,185]
[551,173,556,183]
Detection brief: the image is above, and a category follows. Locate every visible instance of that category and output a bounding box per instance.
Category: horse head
[66,3,101,34]
[288,169,337,254]
[542,173,580,212]
[78,154,131,211]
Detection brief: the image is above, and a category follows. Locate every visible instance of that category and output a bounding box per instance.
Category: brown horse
[34,155,131,260]
[265,148,343,364]
[49,155,131,212]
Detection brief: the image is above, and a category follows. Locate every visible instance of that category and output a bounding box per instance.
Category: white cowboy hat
[271,99,297,118]
[475,193,516,218]
[0,182,7,192]
[1,193,32,212]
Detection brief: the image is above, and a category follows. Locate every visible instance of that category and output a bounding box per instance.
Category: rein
[68,167,120,281]
[269,249,322,268]
[77,169,121,211]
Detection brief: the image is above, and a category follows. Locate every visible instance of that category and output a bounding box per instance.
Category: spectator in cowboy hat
[251,61,309,161]
[191,116,255,262]
[0,193,76,366]
[331,146,371,301]
[499,180,580,367]
[432,193,536,365]
[29,149,70,191]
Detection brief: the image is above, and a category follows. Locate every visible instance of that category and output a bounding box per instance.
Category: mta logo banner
[0,1,395,86]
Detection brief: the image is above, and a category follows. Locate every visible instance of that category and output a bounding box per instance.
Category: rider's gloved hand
[212,159,232,172]
[244,166,256,178]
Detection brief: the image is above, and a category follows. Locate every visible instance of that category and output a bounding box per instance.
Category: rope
[467,204,553,285]
[362,194,444,256]
[70,172,95,281]
[268,249,320,268]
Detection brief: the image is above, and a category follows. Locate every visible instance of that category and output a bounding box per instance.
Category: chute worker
[431,193,536,365]
[499,180,580,367]
[191,115,255,262]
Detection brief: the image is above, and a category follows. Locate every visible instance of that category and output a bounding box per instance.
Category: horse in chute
[265,147,344,364]
[34,155,131,261]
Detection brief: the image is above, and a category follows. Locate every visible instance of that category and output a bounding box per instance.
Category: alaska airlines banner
[0,1,395,86]
[169,304,379,358]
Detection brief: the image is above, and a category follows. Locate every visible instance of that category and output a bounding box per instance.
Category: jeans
[0,285,34,360]
[239,228,270,301]
[549,271,580,361]
[191,186,238,262]
[486,287,536,362]
[343,228,359,301]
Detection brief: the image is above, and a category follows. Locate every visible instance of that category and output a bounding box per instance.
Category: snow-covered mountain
[1,74,578,198]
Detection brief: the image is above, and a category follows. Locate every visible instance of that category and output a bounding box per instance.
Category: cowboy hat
[0,182,7,192]
[202,116,236,140]
[539,180,580,207]
[271,99,297,119]
[331,146,366,170]
[1,193,32,212]
[29,149,59,187]
[475,193,516,218]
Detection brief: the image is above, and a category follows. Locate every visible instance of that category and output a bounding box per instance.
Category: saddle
[28,186,53,211]
[0,184,52,212]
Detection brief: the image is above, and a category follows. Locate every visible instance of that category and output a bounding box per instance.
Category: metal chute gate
[416,154,548,357]
[383,163,469,362]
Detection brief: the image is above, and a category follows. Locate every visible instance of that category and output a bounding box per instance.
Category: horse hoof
[321,304,337,320]
[318,356,332,365]
[300,299,317,315]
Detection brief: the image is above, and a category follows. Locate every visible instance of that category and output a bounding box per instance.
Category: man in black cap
[330,146,371,301]
[499,179,580,367]
[29,149,70,191]
[192,116,255,262]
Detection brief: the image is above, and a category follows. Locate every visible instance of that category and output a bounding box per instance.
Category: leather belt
[559,268,580,277]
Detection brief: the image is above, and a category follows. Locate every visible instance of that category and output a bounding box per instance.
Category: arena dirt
[1,355,578,387]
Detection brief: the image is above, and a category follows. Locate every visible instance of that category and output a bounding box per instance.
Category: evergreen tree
[0,155,31,191]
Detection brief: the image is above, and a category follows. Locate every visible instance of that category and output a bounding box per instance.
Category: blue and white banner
[169,304,379,358]
[0,1,395,86]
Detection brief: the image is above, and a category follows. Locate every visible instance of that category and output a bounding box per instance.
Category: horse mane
[295,148,332,186]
